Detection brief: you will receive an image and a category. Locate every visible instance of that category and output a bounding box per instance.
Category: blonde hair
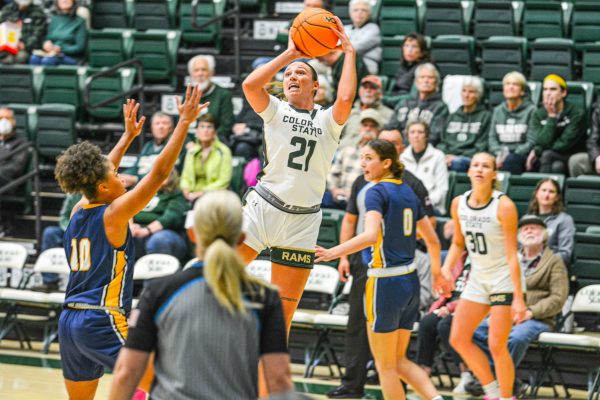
[193,191,267,314]
[502,71,527,93]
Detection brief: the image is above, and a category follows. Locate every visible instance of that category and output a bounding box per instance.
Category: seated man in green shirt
[180,113,233,203]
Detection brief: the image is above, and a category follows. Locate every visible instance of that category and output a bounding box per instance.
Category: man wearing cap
[527,74,586,174]
[324,108,381,209]
[471,215,568,374]
[339,75,393,149]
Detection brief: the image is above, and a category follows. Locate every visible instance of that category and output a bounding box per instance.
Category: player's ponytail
[193,190,268,314]
[367,139,405,179]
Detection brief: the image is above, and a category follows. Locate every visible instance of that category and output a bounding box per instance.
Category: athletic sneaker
[453,371,475,394]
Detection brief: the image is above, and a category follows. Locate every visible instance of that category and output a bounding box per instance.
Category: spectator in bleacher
[400,120,448,215]
[0,0,46,64]
[31,193,81,292]
[389,32,430,98]
[527,178,575,267]
[488,71,536,175]
[316,49,369,100]
[383,63,448,146]
[472,214,568,374]
[344,0,381,75]
[130,169,189,263]
[314,75,333,107]
[326,130,436,399]
[438,77,491,172]
[187,55,234,142]
[29,0,87,66]
[339,75,392,149]
[0,107,29,190]
[416,252,474,395]
[569,102,600,177]
[527,74,586,174]
[119,112,184,188]
[324,108,381,209]
[180,113,232,204]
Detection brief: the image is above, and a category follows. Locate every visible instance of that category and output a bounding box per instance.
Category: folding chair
[0,242,28,288]
[133,254,180,280]
[531,285,600,399]
[0,248,69,353]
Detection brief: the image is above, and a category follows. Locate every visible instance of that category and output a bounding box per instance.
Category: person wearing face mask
[186,55,234,143]
[470,215,568,396]
[180,113,232,204]
[382,63,449,146]
[325,108,382,210]
[527,74,586,174]
[29,0,87,66]
[0,108,30,190]
[339,75,393,149]
[0,0,46,65]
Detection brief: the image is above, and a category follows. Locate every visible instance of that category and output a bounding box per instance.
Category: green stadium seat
[571,1,600,46]
[0,66,41,104]
[522,0,565,40]
[529,38,574,81]
[133,0,178,30]
[40,66,84,116]
[91,0,131,29]
[486,80,541,109]
[572,228,600,287]
[378,0,420,38]
[131,30,181,90]
[423,0,470,37]
[565,81,594,123]
[571,259,600,288]
[445,172,469,213]
[87,29,133,68]
[521,172,565,190]
[317,208,345,267]
[380,36,404,78]
[472,1,518,40]
[229,157,247,196]
[481,36,528,81]
[582,44,600,90]
[508,173,564,217]
[35,104,77,165]
[565,176,600,231]
[587,226,600,235]
[332,0,351,25]
[180,0,225,49]
[430,35,476,77]
[84,67,137,121]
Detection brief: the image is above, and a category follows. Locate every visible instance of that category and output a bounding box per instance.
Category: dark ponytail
[366,139,405,179]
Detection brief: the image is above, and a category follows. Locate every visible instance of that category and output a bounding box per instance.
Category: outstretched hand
[176,85,210,122]
[123,99,146,137]
[329,16,353,54]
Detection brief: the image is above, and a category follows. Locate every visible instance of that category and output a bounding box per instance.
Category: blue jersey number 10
[70,238,91,272]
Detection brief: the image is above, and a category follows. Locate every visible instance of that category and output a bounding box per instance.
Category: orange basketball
[292,8,339,58]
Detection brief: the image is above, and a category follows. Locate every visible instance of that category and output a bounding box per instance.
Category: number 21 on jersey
[70,238,91,272]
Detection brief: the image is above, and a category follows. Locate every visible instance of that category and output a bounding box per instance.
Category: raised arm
[331,17,357,125]
[107,100,146,169]
[105,86,207,237]
[242,29,308,113]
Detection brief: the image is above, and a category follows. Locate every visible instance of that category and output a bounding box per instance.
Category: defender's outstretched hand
[176,85,210,122]
[123,99,146,137]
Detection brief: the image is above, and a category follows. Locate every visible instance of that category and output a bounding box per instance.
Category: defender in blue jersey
[316,139,452,400]
[54,88,207,399]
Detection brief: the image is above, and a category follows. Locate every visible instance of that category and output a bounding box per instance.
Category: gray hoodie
[488,99,537,156]
[539,211,575,267]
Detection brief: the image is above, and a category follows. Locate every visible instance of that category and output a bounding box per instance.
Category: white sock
[460,371,472,380]
[483,380,501,398]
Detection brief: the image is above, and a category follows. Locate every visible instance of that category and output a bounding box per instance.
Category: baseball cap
[518,214,547,229]
[359,108,382,127]
[360,75,382,89]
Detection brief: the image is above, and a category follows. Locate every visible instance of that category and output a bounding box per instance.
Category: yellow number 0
[70,238,91,272]
[403,208,413,236]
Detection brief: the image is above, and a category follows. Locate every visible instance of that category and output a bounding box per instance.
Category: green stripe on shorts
[270,247,314,269]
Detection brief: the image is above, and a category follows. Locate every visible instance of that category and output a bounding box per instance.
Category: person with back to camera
[54,87,207,400]
[108,191,295,400]
[315,139,452,400]
[239,17,356,334]
[445,152,527,400]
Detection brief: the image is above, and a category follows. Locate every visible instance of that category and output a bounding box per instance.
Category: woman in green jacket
[180,113,233,203]
[30,0,87,65]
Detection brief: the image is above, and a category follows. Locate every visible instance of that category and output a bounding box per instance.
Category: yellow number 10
[70,238,91,272]
[403,208,414,236]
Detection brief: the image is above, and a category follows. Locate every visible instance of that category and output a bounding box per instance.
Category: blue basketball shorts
[364,271,420,333]
[59,308,128,381]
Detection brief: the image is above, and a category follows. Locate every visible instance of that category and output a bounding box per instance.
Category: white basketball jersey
[258,95,344,207]
[458,190,508,277]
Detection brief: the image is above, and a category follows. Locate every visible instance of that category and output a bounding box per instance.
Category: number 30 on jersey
[70,238,91,272]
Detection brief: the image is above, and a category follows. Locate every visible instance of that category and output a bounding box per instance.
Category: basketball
[291,8,340,58]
